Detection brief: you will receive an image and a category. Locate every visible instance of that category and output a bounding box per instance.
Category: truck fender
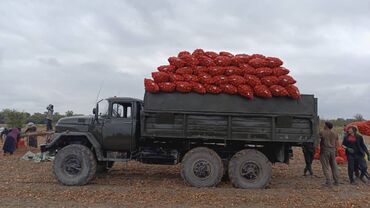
[42,132,104,160]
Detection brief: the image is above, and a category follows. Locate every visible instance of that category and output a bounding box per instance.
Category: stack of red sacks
[145,49,301,100]
[346,121,370,136]
[314,146,347,164]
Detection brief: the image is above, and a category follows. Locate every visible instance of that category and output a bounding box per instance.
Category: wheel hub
[63,155,82,176]
[240,162,260,181]
[193,159,212,179]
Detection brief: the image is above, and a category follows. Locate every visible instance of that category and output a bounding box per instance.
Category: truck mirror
[93,108,97,115]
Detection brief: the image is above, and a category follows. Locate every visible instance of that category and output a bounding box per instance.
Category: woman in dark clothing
[342,126,370,184]
[3,128,20,155]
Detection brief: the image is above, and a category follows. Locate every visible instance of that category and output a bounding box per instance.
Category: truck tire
[181,147,223,187]
[96,161,114,174]
[228,149,272,189]
[53,144,97,186]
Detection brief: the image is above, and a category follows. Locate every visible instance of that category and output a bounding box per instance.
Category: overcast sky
[0,0,369,119]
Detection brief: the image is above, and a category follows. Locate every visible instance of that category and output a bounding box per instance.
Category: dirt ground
[1,137,370,208]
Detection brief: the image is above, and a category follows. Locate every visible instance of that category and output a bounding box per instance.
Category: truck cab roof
[106,97,143,103]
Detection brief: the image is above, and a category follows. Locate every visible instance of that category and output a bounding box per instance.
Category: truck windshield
[98,99,109,117]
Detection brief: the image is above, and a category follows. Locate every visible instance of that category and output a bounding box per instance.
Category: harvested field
[1,137,370,208]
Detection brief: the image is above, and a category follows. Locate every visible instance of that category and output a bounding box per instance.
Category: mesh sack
[238,84,254,100]
[152,72,170,83]
[144,78,159,93]
[254,85,272,98]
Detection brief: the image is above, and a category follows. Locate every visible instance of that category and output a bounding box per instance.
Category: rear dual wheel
[181,147,224,187]
[228,149,272,189]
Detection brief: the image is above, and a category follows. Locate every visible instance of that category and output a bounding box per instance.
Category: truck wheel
[228,149,272,189]
[96,161,114,174]
[181,147,223,187]
[53,144,97,186]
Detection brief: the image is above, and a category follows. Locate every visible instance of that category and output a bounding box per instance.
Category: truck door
[102,102,133,151]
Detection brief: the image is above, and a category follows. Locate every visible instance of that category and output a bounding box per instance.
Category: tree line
[0,109,83,128]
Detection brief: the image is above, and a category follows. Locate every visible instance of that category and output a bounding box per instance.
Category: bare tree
[353,114,365,121]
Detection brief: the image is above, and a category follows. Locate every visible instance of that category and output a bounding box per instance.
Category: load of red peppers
[145,49,301,100]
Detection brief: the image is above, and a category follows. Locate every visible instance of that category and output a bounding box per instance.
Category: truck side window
[112,103,124,118]
[112,103,132,119]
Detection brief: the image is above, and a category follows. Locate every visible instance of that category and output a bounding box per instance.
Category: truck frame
[41,92,318,189]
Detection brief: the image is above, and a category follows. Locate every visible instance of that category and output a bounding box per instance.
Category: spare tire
[181,147,223,187]
[228,149,272,189]
[53,144,97,186]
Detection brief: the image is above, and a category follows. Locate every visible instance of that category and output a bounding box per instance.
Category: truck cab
[92,97,142,152]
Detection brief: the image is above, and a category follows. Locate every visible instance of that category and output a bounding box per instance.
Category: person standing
[46,104,54,131]
[302,142,315,176]
[318,121,340,186]
[342,126,370,184]
[2,128,20,155]
[25,122,38,148]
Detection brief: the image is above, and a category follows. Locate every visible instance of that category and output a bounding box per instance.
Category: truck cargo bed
[142,92,318,144]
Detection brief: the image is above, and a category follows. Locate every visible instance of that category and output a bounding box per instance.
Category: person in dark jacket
[3,128,20,155]
[342,126,370,184]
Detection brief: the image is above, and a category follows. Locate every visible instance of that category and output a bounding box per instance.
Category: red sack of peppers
[272,67,290,76]
[205,51,219,59]
[228,75,246,86]
[178,51,191,58]
[266,57,283,68]
[169,73,184,82]
[212,75,228,86]
[157,65,176,73]
[198,55,216,67]
[176,82,192,93]
[269,85,289,97]
[220,84,238,95]
[180,54,199,67]
[254,85,272,98]
[240,64,256,75]
[198,73,214,85]
[152,72,170,83]
[255,67,273,78]
[205,84,222,94]
[183,74,199,82]
[158,82,176,92]
[249,58,269,68]
[278,75,296,86]
[168,57,186,68]
[225,66,244,76]
[209,66,226,76]
[191,82,206,94]
[192,49,205,58]
[219,51,234,58]
[244,74,261,87]
[214,56,232,66]
[176,67,194,75]
[261,76,279,86]
[193,66,209,75]
[285,84,301,100]
[144,78,159,93]
[238,85,254,100]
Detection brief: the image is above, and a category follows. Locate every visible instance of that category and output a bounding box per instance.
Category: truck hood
[57,116,93,125]
[55,116,93,133]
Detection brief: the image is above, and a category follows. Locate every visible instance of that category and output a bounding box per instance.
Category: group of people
[303,121,370,186]
[1,104,54,155]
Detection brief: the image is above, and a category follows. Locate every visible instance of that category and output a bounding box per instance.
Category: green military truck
[41,92,318,189]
